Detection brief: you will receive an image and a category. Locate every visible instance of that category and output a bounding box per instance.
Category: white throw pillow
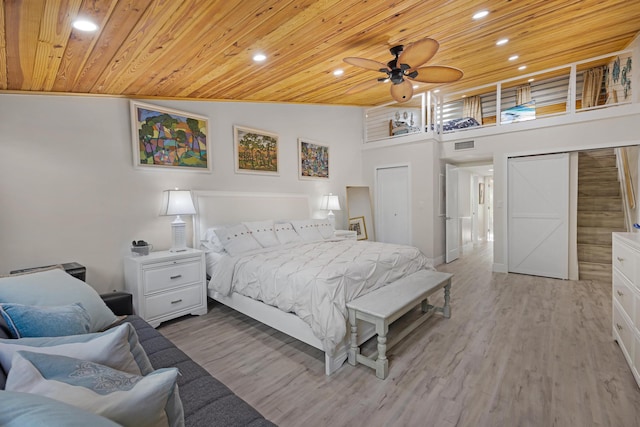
[314,219,335,239]
[200,227,225,253]
[214,224,262,256]
[243,220,281,248]
[6,351,183,427]
[291,219,324,242]
[0,322,152,376]
[274,222,302,244]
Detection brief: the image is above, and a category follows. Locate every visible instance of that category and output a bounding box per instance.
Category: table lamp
[322,193,341,227]
[160,189,196,252]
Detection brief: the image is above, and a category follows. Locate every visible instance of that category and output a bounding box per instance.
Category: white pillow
[314,219,334,239]
[0,322,152,376]
[291,219,324,242]
[274,222,302,244]
[199,227,224,253]
[243,220,280,248]
[214,224,262,256]
[0,391,122,427]
[6,351,183,427]
[0,269,116,332]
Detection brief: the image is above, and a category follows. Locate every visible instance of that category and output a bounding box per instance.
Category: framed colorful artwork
[349,216,368,240]
[130,101,211,171]
[233,125,279,175]
[298,138,329,179]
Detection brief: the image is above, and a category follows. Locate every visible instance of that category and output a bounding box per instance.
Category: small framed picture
[298,138,329,179]
[234,125,279,175]
[130,101,210,172]
[349,216,368,240]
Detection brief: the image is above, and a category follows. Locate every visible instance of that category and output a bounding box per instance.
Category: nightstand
[334,230,358,240]
[123,248,207,327]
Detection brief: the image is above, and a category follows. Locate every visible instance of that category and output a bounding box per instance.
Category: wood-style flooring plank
[159,242,640,426]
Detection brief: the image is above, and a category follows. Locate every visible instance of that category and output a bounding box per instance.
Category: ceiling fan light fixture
[72,19,98,32]
[473,10,489,20]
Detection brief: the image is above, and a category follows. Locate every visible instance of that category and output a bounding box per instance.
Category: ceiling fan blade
[346,79,386,95]
[408,66,464,83]
[344,57,390,72]
[398,37,439,69]
[390,80,414,103]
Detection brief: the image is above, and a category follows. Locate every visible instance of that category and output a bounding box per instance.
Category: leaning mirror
[346,186,375,241]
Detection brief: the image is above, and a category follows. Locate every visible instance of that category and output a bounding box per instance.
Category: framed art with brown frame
[298,138,329,180]
[130,101,211,172]
[349,216,368,240]
[233,125,279,175]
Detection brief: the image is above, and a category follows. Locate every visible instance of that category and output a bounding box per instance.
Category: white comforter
[208,239,433,355]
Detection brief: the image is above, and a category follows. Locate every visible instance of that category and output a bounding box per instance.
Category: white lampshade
[160,189,196,252]
[160,189,196,216]
[322,193,341,211]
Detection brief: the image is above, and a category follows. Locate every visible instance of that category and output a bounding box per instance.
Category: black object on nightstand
[10,262,86,282]
[100,292,134,316]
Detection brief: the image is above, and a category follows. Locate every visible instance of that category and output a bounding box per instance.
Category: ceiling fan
[343,37,463,103]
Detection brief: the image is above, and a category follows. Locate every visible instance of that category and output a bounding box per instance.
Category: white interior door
[508,153,569,279]
[376,165,410,245]
[445,164,459,263]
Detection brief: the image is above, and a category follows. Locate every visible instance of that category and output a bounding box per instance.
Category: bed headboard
[192,191,311,248]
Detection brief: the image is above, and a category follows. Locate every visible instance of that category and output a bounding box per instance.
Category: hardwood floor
[160,242,640,426]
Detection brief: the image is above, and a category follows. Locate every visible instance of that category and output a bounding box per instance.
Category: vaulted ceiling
[1,0,639,107]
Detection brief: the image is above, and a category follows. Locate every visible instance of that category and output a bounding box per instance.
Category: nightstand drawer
[145,284,204,319]
[143,259,201,294]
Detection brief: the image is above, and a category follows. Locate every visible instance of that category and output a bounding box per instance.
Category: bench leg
[375,321,389,379]
[443,282,451,318]
[348,309,359,366]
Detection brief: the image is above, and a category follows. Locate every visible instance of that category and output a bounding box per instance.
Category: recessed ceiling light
[253,53,267,62]
[528,78,535,82]
[413,84,419,89]
[518,65,527,70]
[496,38,509,46]
[333,69,344,76]
[489,168,494,172]
[433,89,440,93]
[473,10,489,20]
[509,55,519,61]
[72,19,98,32]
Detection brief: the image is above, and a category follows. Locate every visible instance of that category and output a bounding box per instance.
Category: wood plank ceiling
[1,0,639,107]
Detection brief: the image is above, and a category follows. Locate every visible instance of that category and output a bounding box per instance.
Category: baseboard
[432,255,445,267]
[492,263,508,273]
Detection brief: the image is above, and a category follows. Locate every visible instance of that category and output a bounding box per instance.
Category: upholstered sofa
[0,268,275,427]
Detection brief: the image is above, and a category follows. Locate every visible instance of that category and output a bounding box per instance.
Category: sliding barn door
[508,153,569,279]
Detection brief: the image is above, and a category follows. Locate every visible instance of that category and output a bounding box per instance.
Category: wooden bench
[346,269,452,379]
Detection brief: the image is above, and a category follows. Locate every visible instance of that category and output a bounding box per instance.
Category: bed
[192,191,434,375]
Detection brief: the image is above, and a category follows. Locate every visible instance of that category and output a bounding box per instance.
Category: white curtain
[582,66,604,108]
[463,96,482,123]
[516,84,531,105]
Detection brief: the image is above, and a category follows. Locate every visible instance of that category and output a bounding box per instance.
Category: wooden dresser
[612,232,640,387]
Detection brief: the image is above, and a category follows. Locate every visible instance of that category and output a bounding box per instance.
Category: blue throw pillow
[0,391,121,427]
[6,351,185,427]
[0,302,91,338]
[0,268,117,332]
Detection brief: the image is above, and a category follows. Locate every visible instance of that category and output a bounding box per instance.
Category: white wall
[360,139,441,261]
[0,94,364,293]
[440,107,640,272]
